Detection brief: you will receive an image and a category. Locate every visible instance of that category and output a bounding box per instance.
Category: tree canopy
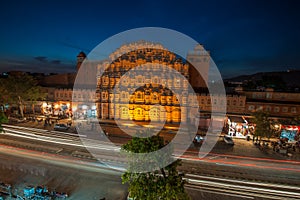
[0,111,8,133]
[121,130,189,200]
[252,110,276,142]
[0,73,46,118]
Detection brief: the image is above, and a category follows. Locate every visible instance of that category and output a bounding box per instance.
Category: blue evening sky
[0,0,299,78]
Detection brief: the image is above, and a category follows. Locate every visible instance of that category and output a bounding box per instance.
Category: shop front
[73,104,97,119]
[41,101,72,118]
[227,116,251,138]
[280,125,300,142]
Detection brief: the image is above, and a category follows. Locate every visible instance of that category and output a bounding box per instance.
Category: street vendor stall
[280,125,300,142]
[227,116,250,138]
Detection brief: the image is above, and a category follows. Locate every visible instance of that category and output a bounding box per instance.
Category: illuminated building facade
[96,42,197,123]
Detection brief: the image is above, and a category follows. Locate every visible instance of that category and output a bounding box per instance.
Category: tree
[252,110,273,143]
[121,130,189,200]
[28,86,46,115]
[0,111,8,133]
[0,73,45,118]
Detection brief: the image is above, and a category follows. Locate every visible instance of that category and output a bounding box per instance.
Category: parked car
[54,123,69,131]
[223,135,234,145]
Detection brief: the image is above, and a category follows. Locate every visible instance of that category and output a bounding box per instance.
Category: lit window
[137,93,142,99]
[122,107,127,115]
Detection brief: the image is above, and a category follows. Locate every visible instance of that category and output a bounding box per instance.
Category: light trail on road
[1,142,299,200]
[2,124,300,174]
[2,125,121,152]
[178,154,300,173]
[0,143,125,175]
[185,174,300,200]
[185,149,300,164]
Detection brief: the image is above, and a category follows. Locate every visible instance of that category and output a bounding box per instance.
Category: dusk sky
[1,0,299,78]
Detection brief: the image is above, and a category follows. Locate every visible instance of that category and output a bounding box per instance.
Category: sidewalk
[230,138,300,161]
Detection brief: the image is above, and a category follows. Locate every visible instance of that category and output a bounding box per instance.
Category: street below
[0,123,300,199]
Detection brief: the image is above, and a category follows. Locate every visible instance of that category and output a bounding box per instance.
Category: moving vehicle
[54,123,69,131]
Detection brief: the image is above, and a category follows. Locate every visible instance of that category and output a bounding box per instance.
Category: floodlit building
[95,41,197,123]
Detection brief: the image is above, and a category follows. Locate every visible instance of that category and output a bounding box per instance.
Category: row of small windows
[55,93,95,99]
[121,107,160,117]
[248,105,297,113]
[56,93,72,98]
[101,77,183,85]
[199,99,244,106]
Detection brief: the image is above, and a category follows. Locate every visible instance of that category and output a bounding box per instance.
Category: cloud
[50,60,61,64]
[34,56,48,63]
[0,57,75,74]
[34,57,63,65]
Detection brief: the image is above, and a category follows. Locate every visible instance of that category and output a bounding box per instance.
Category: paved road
[3,123,300,174]
[1,122,300,199]
[0,147,126,200]
[1,144,299,200]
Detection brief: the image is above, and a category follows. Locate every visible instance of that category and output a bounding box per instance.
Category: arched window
[153,94,157,101]
[137,93,142,99]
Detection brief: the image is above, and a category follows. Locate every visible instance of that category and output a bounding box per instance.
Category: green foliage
[121,130,190,200]
[0,111,8,133]
[252,110,274,141]
[0,74,46,117]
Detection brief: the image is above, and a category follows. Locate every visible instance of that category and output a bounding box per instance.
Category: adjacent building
[236,87,300,118]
